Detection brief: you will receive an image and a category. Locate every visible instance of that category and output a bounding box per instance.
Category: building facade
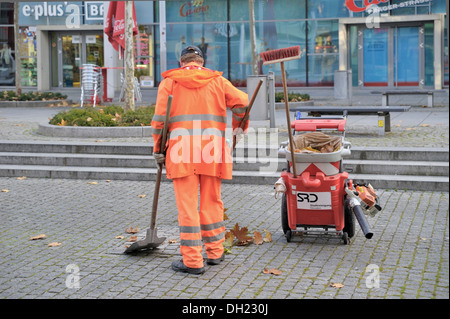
[0,0,447,94]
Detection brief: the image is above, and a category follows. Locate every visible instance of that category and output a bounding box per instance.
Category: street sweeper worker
[151,45,249,274]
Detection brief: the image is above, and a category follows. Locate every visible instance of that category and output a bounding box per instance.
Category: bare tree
[124,1,135,111]
[249,0,258,75]
[14,2,22,95]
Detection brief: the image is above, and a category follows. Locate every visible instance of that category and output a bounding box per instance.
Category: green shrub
[49,105,155,127]
[275,92,310,103]
[0,91,67,101]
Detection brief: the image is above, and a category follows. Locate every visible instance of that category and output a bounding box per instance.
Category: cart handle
[300,171,321,188]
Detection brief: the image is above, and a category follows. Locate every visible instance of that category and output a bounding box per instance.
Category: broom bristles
[260,46,301,65]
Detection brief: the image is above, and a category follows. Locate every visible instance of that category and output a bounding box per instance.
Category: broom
[260,46,301,178]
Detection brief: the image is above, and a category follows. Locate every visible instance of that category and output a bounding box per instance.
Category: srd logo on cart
[297,192,332,210]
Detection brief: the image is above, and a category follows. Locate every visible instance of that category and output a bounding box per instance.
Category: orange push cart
[278,116,381,244]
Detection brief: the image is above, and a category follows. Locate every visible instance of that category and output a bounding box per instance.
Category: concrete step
[0,152,153,168]
[1,140,448,162]
[0,140,448,191]
[0,140,153,155]
[1,152,447,177]
[0,164,447,191]
[343,159,449,177]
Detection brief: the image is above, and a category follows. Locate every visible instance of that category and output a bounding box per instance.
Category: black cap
[180,45,204,59]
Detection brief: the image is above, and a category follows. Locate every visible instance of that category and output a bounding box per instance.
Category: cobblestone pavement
[0,177,448,300]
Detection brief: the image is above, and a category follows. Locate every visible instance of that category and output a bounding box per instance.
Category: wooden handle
[280,62,297,178]
[150,95,172,230]
[232,80,263,151]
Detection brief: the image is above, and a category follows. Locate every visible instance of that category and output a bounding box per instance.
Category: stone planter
[38,123,153,138]
[275,100,314,110]
[0,100,73,108]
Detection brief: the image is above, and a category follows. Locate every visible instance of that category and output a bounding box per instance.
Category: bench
[371,90,434,108]
[290,105,411,136]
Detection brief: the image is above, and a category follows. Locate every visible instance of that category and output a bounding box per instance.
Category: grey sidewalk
[0,178,448,300]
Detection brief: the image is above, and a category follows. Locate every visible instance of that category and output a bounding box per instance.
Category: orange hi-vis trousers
[173,174,225,269]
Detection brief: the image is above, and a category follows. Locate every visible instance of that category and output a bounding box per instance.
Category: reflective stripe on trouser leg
[173,175,204,269]
[199,175,225,260]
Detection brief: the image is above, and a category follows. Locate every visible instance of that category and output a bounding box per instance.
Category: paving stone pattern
[0,177,448,299]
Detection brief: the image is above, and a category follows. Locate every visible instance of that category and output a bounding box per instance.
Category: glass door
[61,34,82,87]
[394,26,420,87]
[52,32,104,88]
[85,34,104,66]
[361,25,422,88]
[363,27,389,86]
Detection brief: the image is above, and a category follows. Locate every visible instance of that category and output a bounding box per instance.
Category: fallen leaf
[115,235,124,239]
[270,268,282,275]
[48,242,62,247]
[94,140,104,143]
[105,180,111,183]
[138,194,146,198]
[253,231,263,245]
[421,124,430,127]
[223,231,235,248]
[168,239,178,244]
[223,208,229,220]
[264,229,272,243]
[262,268,282,275]
[127,236,138,242]
[30,234,46,240]
[126,227,139,234]
[330,283,344,288]
[17,176,27,180]
[230,223,252,246]
[1,189,9,193]
[87,181,98,185]
[57,119,67,126]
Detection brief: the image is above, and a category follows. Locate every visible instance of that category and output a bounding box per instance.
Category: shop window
[431,0,446,14]
[307,19,339,86]
[229,0,306,21]
[18,27,38,87]
[0,2,14,24]
[163,22,227,74]
[308,0,351,19]
[161,0,227,24]
[258,21,307,87]
[0,26,15,86]
[391,0,433,15]
[135,25,155,87]
[424,23,434,87]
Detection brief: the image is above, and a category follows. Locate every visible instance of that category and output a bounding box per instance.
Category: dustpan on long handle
[125,95,173,253]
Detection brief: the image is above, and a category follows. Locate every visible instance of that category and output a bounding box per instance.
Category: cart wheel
[286,230,292,242]
[342,232,349,245]
[281,193,289,234]
[343,198,355,238]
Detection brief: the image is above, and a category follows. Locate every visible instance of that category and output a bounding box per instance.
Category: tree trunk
[14,2,22,95]
[124,1,135,111]
[249,0,258,76]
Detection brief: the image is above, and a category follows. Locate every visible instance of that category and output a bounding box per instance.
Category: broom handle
[150,95,172,230]
[280,62,298,178]
[232,79,263,151]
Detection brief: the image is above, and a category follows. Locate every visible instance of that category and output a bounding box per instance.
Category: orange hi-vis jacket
[151,62,249,180]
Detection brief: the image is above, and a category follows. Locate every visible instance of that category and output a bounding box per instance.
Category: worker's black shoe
[207,253,225,266]
[171,260,205,275]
